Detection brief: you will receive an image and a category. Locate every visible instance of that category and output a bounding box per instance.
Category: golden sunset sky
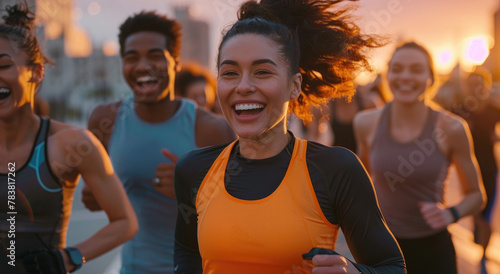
[72,0,499,78]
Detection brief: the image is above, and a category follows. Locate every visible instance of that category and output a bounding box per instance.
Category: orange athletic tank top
[196,138,339,273]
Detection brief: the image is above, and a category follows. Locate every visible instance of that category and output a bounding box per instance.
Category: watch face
[67,248,83,265]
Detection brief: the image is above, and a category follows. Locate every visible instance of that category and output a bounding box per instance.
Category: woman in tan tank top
[354,42,486,273]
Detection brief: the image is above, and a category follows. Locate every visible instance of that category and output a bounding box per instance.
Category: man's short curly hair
[118,10,182,60]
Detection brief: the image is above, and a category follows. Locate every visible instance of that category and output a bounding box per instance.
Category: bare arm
[353,110,380,171]
[87,102,121,149]
[81,103,120,211]
[446,116,486,218]
[420,114,486,229]
[62,129,138,270]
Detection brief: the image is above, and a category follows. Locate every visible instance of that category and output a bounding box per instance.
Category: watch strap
[64,247,85,272]
[448,206,460,223]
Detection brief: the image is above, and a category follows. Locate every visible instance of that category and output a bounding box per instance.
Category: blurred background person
[364,73,392,105]
[354,41,486,273]
[432,65,463,111]
[452,66,500,273]
[306,86,383,153]
[81,10,235,274]
[174,61,219,114]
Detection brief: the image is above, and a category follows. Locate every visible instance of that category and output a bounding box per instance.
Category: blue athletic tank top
[108,96,197,274]
[0,118,72,273]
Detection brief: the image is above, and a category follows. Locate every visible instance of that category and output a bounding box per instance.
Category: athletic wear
[197,138,337,272]
[454,104,500,220]
[109,96,197,274]
[174,133,405,273]
[369,103,456,272]
[0,118,71,273]
[370,103,450,239]
[397,230,457,274]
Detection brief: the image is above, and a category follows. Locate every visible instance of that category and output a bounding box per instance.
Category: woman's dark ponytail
[218,0,383,122]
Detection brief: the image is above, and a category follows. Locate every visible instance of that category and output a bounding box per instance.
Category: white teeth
[396,83,415,90]
[0,88,10,93]
[399,86,414,90]
[137,76,156,83]
[235,103,265,111]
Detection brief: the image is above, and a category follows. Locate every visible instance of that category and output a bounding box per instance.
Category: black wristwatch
[448,206,461,223]
[64,247,86,272]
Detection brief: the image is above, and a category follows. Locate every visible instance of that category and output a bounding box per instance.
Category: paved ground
[446,166,500,274]
[67,166,500,274]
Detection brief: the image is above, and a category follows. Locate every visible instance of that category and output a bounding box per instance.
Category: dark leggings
[397,230,457,274]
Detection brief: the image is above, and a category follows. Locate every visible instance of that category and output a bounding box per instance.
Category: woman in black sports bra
[0,3,137,273]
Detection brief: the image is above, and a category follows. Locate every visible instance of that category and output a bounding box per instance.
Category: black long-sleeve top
[174,134,405,273]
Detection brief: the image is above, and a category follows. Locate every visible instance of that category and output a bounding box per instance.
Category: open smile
[0,88,11,100]
[234,103,265,116]
[134,75,161,95]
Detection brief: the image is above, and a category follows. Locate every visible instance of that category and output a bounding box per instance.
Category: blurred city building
[484,0,500,81]
[175,5,210,67]
[0,1,212,126]
[41,33,128,126]
[27,0,125,126]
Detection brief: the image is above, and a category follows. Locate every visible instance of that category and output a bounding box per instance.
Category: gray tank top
[370,103,450,239]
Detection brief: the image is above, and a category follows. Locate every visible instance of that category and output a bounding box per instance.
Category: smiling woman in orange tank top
[174,0,405,273]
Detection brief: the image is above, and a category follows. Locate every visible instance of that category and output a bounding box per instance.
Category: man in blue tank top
[81,11,235,274]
